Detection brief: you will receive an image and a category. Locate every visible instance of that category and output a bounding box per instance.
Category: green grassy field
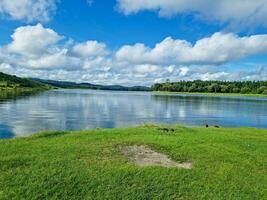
[0,125,266,199]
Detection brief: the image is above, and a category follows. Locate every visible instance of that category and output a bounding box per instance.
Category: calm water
[0,89,267,138]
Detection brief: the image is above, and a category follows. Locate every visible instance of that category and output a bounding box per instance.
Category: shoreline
[2,124,267,140]
[152,91,267,98]
[2,87,267,98]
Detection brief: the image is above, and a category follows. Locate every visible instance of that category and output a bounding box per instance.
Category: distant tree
[151,83,161,91]
[151,80,267,94]
[220,85,229,93]
[188,83,197,92]
[240,87,251,94]
[183,86,188,92]
[257,86,267,94]
[207,83,220,93]
[232,88,240,93]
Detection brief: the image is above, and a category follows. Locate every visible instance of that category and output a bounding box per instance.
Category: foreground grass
[0,125,266,200]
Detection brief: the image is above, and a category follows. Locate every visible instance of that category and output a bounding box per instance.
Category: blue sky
[0,0,267,86]
[0,0,219,47]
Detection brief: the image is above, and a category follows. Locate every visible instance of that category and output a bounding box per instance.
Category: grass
[0,86,52,97]
[153,91,267,98]
[0,89,46,103]
[0,125,266,199]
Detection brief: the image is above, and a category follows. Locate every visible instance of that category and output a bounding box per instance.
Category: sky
[0,0,267,86]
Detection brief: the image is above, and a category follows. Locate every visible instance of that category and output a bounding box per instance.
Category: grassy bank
[0,88,51,103]
[153,91,267,98]
[0,87,51,92]
[0,125,266,199]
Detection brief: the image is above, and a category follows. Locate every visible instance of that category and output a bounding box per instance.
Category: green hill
[31,78,151,91]
[0,72,50,90]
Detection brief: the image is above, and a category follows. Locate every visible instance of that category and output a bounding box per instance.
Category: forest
[152,80,267,94]
[0,72,49,90]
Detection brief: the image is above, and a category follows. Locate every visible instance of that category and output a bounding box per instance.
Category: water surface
[0,89,266,138]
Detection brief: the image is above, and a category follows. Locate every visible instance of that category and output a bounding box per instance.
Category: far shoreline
[152,91,267,98]
[2,124,267,140]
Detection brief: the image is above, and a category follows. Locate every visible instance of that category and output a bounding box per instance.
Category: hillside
[0,72,50,90]
[31,78,151,91]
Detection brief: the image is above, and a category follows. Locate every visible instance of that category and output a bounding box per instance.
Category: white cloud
[117,0,267,28]
[179,67,189,76]
[116,32,267,65]
[7,23,62,58]
[2,24,109,71]
[24,49,82,70]
[1,24,267,86]
[72,41,109,58]
[83,57,112,70]
[198,72,229,81]
[0,0,57,22]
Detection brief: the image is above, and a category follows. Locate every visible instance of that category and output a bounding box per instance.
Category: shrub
[241,87,251,94]
[257,86,267,94]
[232,88,240,93]
[262,90,267,95]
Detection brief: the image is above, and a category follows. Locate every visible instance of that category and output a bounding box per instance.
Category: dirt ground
[119,145,193,169]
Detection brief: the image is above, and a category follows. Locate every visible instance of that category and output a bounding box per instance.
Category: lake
[0,89,267,138]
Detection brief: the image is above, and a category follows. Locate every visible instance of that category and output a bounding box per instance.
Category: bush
[241,87,251,94]
[232,88,240,93]
[221,85,229,93]
[257,86,267,94]
[188,84,197,92]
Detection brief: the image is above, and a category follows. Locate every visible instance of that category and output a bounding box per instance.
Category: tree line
[0,72,49,89]
[152,80,267,94]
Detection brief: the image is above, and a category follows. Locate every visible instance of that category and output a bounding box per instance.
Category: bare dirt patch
[119,145,193,169]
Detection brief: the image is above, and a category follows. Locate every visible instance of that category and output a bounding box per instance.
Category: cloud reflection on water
[0,89,266,138]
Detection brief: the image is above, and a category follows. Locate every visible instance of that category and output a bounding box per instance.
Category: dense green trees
[0,72,50,90]
[152,80,267,94]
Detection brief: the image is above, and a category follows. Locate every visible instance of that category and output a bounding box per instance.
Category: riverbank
[153,91,267,98]
[0,87,51,92]
[0,125,266,199]
[0,87,52,102]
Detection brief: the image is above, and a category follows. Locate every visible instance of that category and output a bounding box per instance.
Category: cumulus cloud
[0,0,57,22]
[24,49,82,70]
[7,23,62,58]
[117,0,267,28]
[186,66,267,82]
[0,24,111,71]
[116,32,267,65]
[72,41,109,58]
[1,24,267,86]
